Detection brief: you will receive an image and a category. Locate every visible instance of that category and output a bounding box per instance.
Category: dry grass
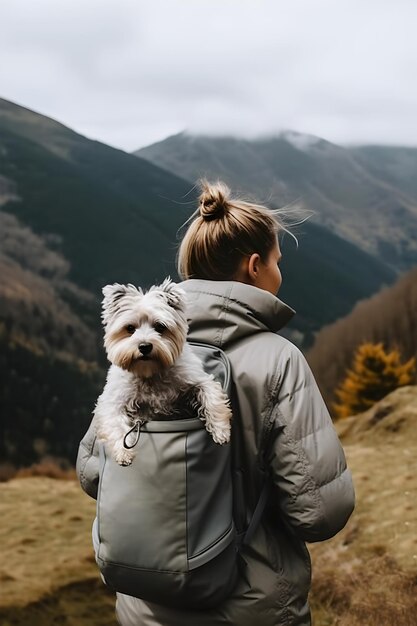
[0,578,117,626]
[309,385,417,625]
[0,477,97,609]
[0,462,17,482]
[16,460,76,481]
[0,459,76,483]
[312,555,417,626]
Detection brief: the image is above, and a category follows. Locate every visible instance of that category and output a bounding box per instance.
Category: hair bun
[199,180,231,221]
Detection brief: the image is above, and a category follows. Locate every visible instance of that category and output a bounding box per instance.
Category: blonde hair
[177,179,293,281]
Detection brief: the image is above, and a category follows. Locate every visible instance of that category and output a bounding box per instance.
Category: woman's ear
[247,253,261,281]
[234,252,261,285]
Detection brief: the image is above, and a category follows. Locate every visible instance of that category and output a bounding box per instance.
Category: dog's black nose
[139,343,153,356]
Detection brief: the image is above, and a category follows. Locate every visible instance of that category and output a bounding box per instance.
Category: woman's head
[177,179,285,295]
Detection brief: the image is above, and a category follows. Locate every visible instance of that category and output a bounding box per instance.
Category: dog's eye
[126,325,136,334]
[154,322,167,334]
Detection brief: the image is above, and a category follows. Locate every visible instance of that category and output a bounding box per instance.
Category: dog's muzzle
[139,343,153,356]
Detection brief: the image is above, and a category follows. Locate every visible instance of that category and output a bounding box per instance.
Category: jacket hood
[179,279,295,348]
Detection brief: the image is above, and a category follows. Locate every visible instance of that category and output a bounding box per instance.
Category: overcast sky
[1,0,416,152]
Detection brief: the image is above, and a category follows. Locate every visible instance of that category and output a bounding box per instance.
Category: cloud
[1,0,416,150]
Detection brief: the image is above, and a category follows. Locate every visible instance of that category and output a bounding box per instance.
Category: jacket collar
[179,279,295,348]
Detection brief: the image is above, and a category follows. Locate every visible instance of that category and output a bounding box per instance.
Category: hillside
[0,97,407,470]
[309,385,417,625]
[136,131,417,272]
[0,98,193,291]
[0,211,98,361]
[351,145,417,204]
[306,265,417,411]
[1,386,416,625]
[276,220,394,343]
[0,97,192,469]
[0,476,117,625]
[0,209,105,467]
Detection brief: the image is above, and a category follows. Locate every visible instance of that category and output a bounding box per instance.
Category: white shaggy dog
[94,278,232,466]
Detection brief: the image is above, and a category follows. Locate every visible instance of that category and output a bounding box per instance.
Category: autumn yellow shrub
[333,342,415,418]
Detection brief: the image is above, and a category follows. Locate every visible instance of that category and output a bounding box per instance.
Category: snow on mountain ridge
[280,130,321,151]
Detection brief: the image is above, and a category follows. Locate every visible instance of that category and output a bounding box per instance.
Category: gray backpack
[92,342,269,610]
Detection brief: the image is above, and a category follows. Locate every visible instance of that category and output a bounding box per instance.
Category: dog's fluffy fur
[94,278,232,465]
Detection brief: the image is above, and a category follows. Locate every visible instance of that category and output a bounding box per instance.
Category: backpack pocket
[94,418,238,608]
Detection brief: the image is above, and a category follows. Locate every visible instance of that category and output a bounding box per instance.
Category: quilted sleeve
[76,416,100,500]
[267,343,355,543]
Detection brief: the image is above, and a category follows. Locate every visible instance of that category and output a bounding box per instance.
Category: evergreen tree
[333,342,416,418]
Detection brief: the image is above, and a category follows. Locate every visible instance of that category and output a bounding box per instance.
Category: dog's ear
[153,277,186,311]
[101,283,142,326]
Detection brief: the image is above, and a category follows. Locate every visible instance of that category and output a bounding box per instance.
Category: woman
[80,180,355,625]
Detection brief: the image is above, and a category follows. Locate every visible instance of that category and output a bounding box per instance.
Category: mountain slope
[309,385,417,626]
[0,98,396,341]
[0,98,402,469]
[0,99,194,291]
[275,220,395,341]
[350,145,417,204]
[0,210,104,467]
[136,132,417,271]
[306,266,417,410]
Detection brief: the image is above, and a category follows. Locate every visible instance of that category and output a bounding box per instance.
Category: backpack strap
[231,381,275,548]
[188,340,274,547]
[242,480,271,545]
[230,382,248,541]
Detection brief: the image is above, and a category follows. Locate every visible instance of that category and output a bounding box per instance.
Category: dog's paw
[119,458,132,467]
[114,449,134,466]
[210,423,231,445]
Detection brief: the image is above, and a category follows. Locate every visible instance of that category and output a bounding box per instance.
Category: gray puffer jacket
[77,279,355,626]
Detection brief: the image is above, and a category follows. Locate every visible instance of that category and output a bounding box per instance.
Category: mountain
[350,145,417,204]
[0,97,196,467]
[306,266,417,411]
[136,131,417,272]
[272,221,394,342]
[0,99,397,337]
[0,98,194,291]
[0,210,105,467]
[0,211,98,361]
[0,98,399,467]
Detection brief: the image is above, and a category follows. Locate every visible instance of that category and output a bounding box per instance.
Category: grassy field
[0,579,116,626]
[309,385,417,625]
[0,476,117,625]
[1,386,416,625]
